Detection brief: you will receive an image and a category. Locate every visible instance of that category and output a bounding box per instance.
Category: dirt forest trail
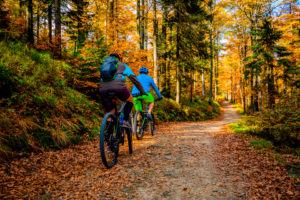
[132,102,243,200]
[2,102,298,199]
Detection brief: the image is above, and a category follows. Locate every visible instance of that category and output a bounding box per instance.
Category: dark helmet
[109,53,121,60]
[139,66,149,74]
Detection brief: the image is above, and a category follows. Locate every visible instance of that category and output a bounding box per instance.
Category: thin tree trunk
[193,73,196,94]
[54,0,61,57]
[27,0,34,44]
[161,6,167,94]
[165,23,172,98]
[202,71,205,97]
[77,0,85,50]
[175,7,181,104]
[37,2,40,42]
[250,71,254,111]
[190,72,193,102]
[242,36,247,113]
[115,0,118,38]
[230,69,233,102]
[109,0,114,41]
[153,0,158,85]
[137,0,141,49]
[48,1,52,46]
[144,0,148,52]
[209,29,213,104]
[254,76,259,111]
[253,16,259,112]
[141,0,145,50]
[268,63,275,108]
[250,22,256,112]
[209,1,213,104]
[214,33,219,101]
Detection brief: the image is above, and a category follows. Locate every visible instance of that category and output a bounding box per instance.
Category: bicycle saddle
[107,91,117,98]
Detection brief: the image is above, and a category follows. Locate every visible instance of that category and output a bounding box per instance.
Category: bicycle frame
[111,99,127,139]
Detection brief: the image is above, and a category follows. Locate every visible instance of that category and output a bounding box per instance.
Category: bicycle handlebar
[155,98,162,102]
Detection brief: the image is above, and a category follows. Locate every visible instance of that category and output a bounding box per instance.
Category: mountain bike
[99,93,133,169]
[133,98,158,140]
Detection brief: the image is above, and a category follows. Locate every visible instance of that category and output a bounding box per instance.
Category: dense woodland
[0,0,299,155]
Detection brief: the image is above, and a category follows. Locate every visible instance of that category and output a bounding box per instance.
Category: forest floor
[1,103,299,200]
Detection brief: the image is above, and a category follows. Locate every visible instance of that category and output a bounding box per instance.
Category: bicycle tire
[148,114,155,136]
[134,110,144,140]
[99,113,119,169]
[126,128,133,154]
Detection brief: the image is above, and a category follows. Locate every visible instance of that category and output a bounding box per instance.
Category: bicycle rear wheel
[126,127,133,154]
[99,113,119,168]
[134,110,144,140]
[148,114,155,136]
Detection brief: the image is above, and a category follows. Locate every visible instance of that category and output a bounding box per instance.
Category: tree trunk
[230,69,233,102]
[27,0,34,44]
[109,0,114,41]
[268,64,275,108]
[209,1,213,105]
[250,71,254,112]
[137,0,141,48]
[250,23,256,112]
[242,37,247,113]
[175,7,181,104]
[161,6,167,94]
[190,72,193,102]
[140,0,145,50]
[165,23,172,98]
[254,76,259,111]
[253,17,260,112]
[54,0,61,57]
[37,2,40,42]
[144,0,148,52]
[153,0,158,85]
[202,71,205,97]
[76,0,86,50]
[48,1,52,46]
[214,33,219,101]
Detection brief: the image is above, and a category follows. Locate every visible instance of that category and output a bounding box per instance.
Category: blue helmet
[139,66,149,74]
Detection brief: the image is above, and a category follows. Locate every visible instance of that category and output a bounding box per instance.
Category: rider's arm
[150,78,162,99]
[123,63,146,95]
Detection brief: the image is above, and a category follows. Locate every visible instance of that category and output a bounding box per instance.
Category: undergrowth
[229,103,300,155]
[154,97,220,122]
[0,41,104,159]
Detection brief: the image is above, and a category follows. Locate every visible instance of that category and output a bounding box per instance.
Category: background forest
[0,0,299,157]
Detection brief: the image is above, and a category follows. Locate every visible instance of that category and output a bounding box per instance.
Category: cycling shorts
[100,88,131,112]
[133,93,154,111]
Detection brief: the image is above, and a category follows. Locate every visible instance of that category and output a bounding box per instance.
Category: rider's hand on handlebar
[155,97,163,102]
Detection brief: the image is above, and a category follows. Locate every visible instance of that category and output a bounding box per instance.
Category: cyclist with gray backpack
[99,53,146,127]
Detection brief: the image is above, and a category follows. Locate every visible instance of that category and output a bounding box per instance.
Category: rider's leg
[148,102,154,115]
[143,93,155,115]
[100,90,116,120]
[116,88,132,123]
[133,96,142,120]
[124,95,133,121]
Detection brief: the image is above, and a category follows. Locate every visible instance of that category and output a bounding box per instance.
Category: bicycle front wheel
[134,110,144,140]
[99,113,119,168]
